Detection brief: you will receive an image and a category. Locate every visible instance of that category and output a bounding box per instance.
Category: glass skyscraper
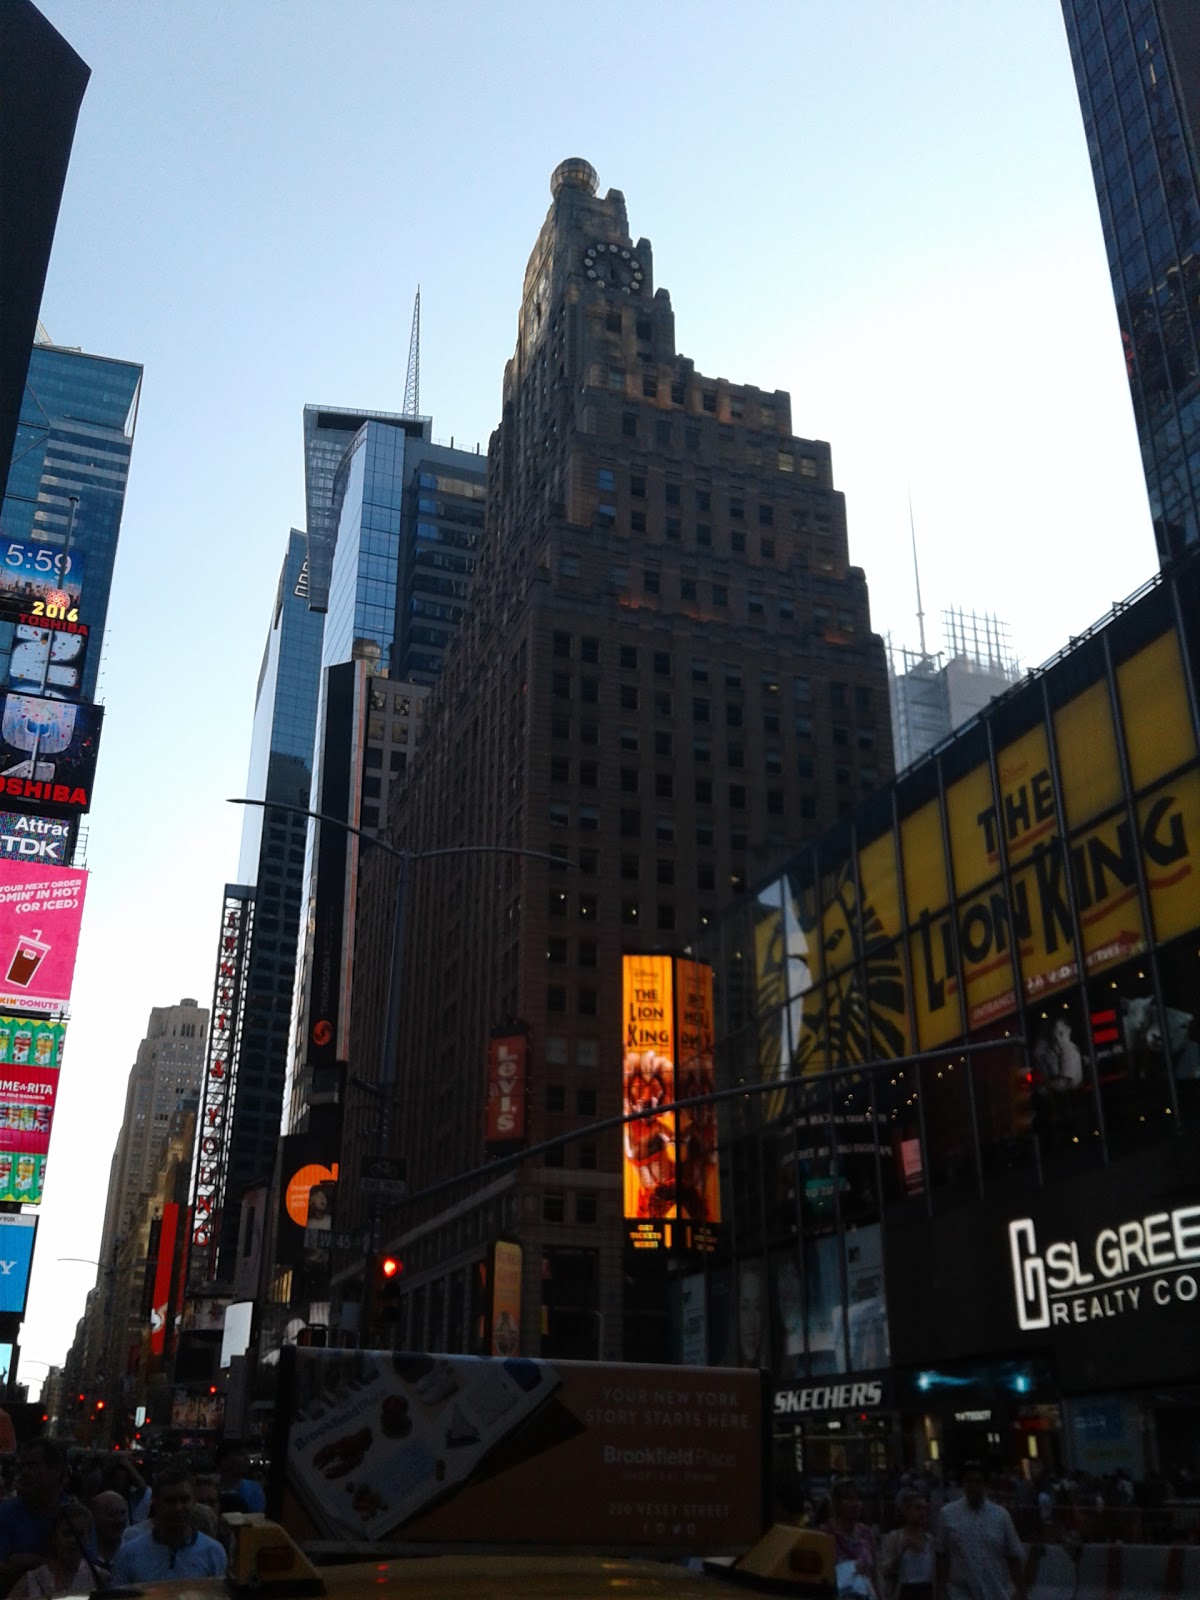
[284,411,485,1143]
[1,338,142,700]
[1060,0,1200,561]
[214,529,325,1271]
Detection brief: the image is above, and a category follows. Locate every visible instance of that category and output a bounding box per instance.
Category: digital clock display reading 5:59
[0,540,85,619]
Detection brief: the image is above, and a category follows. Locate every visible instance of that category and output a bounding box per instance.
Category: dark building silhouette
[1060,0,1200,561]
[341,160,894,1361]
[0,1,90,481]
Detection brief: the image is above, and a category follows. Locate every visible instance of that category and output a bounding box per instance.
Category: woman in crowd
[825,1478,879,1600]
[8,1501,95,1599]
[880,1491,935,1600]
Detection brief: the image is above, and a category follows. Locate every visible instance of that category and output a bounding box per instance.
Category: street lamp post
[227,797,569,1284]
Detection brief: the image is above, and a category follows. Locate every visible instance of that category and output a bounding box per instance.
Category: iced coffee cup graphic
[6,929,49,990]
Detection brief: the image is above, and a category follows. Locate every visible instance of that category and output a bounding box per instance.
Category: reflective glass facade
[688,548,1200,1397]
[1061,0,1200,561]
[0,342,141,700]
[216,531,324,1271]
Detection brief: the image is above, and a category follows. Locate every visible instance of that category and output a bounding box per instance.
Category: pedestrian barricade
[1028,1541,1198,1600]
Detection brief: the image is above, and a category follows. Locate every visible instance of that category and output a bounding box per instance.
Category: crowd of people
[0,1437,266,1596]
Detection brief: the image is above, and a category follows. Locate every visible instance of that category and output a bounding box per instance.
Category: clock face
[584,242,644,294]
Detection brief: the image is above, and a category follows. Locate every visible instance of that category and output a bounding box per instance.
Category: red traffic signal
[381,1255,402,1279]
[95,1400,105,1412]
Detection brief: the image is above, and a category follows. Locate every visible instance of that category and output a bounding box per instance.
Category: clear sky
[20,0,1157,1389]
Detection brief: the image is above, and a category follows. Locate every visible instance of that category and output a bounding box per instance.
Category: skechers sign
[1010,1208,1200,1331]
[774,1378,887,1417]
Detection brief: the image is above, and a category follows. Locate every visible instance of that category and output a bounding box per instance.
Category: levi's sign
[774,1380,885,1417]
[1009,1207,1200,1331]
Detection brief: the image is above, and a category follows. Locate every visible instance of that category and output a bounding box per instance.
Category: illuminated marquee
[622,954,720,1252]
[189,886,253,1281]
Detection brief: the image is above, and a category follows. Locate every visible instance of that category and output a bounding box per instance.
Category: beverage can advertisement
[0,1065,57,1154]
[0,865,87,1014]
[0,1017,66,1067]
[0,1152,45,1204]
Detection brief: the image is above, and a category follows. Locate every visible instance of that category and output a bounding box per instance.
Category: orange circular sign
[285,1161,337,1226]
[312,1019,333,1047]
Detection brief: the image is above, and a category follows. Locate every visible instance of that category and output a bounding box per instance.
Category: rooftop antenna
[403,286,421,417]
[909,488,929,659]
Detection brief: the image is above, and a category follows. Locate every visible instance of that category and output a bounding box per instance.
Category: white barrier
[1029,1541,1194,1600]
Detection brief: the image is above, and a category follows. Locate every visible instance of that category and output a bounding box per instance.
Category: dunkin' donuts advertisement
[275,1350,765,1554]
[0,865,87,1015]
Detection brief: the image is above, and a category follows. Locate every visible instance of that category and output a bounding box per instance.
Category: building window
[580,675,599,703]
[642,375,657,398]
[712,583,728,606]
[580,719,598,745]
[657,858,675,885]
[597,467,615,491]
[654,690,672,717]
[620,726,639,752]
[579,893,597,919]
[730,497,744,519]
[546,1084,566,1112]
[630,474,646,498]
[729,784,746,809]
[620,645,638,669]
[553,671,570,699]
[644,569,661,595]
[547,985,567,1013]
[543,1194,565,1223]
[631,510,647,533]
[621,808,641,837]
[695,777,713,803]
[761,536,775,558]
[665,516,682,540]
[693,736,711,762]
[655,816,675,843]
[726,703,743,728]
[748,594,765,616]
[696,524,712,547]
[549,802,569,828]
[559,553,580,578]
[758,503,775,527]
[546,936,567,963]
[578,987,597,1016]
[622,899,639,924]
[654,730,672,756]
[765,750,782,775]
[622,854,639,880]
[621,768,639,793]
[576,1194,598,1224]
[671,380,686,404]
[728,743,744,768]
[698,862,715,891]
[656,419,671,445]
[655,772,674,798]
[579,805,599,831]
[767,790,784,814]
[578,938,597,968]
[553,631,572,658]
[620,684,639,710]
[549,890,568,918]
[681,577,697,600]
[725,664,743,690]
[581,636,599,663]
[665,482,681,506]
[579,759,598,786]
[578,1088,598,1116]
[731,528,746,553]
[622,413,638,438]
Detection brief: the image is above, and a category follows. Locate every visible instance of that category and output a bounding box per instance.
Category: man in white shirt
[936,1463,1025,1600]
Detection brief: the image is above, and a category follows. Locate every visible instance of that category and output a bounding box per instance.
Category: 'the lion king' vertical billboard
[623,954,720,1252]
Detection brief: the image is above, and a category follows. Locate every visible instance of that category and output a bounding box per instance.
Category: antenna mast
[909,489,928,658]
[404,287,421,417]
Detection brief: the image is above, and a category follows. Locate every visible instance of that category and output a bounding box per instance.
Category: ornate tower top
[550,157,598,199]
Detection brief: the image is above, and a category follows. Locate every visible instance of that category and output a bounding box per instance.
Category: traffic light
[369,1253,404,1332]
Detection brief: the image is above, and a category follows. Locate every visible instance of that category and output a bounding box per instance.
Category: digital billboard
[484,1032,527,1148]
[149,1203,179,1358]
[0,865,87,1014]
[0,1214,37,1316]
[0,541,84,620]
[0,1154,45,1204]
[0,813,73,867]
[275,1132,339,1270]
[0,1065,58,1154]
[622,955,721,1252]
[0,694,102,813]
[623,954,676,1250]
[489,1240,521,1356]
[6,619,89,700]
[0,1016,64,1068]
[743,627,1200,1105]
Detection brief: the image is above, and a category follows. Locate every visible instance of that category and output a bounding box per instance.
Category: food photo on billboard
[0,863,87,1013]
[0,693,101,812]
[0,1065,57,1155]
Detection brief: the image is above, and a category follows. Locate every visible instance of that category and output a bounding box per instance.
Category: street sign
[361,1157,407,1199]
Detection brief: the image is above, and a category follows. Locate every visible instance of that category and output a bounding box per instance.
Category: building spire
[909,487,929,659]
[403,287,420,417]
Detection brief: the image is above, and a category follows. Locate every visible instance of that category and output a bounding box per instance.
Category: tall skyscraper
[285,412,485,1137]
[97,999,209,1271]
[341,161,894,1360]
[888,609,1020,770]
[0,1,90,481]
[206,531,325,1272]
[1060,0,1200,561]
[1,337,142,701]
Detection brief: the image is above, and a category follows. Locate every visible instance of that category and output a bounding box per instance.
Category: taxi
[112,1515,836,1600]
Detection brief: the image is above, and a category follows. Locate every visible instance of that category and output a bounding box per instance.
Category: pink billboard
[0,864,87,1014]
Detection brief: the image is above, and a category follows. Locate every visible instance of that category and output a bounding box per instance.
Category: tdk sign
[0,814,69,865]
